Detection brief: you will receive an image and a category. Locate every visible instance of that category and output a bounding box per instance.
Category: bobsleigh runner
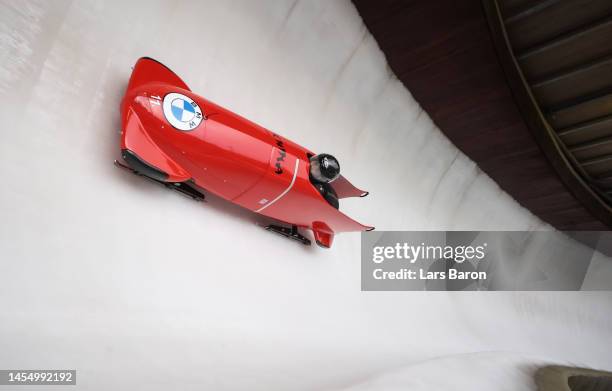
[115,57,374,248]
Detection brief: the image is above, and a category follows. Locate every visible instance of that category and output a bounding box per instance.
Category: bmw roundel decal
[162,92,204,131]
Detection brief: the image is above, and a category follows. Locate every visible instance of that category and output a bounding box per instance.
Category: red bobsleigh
[116,57,373,248]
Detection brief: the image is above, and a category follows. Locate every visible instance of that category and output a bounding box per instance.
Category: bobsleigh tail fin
[312,217,374,248]
[126,57,191,92]
[330,175,369,199]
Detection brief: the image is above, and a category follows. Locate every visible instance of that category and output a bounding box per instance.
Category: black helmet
[309,153,340,183]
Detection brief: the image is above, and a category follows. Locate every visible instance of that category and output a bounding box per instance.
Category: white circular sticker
[162,92,204,131]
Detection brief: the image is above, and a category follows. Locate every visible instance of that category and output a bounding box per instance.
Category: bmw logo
[162,92,204,131]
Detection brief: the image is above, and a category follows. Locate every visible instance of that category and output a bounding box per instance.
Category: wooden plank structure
[353,0,612,229]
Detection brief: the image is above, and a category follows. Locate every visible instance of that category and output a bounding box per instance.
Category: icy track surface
[1,1,611,390]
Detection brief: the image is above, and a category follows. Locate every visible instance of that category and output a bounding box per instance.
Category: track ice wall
[0,1,611,390]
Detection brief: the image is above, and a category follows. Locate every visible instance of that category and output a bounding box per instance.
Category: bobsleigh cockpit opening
[309,153,340,209]
[312,181,339,209]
